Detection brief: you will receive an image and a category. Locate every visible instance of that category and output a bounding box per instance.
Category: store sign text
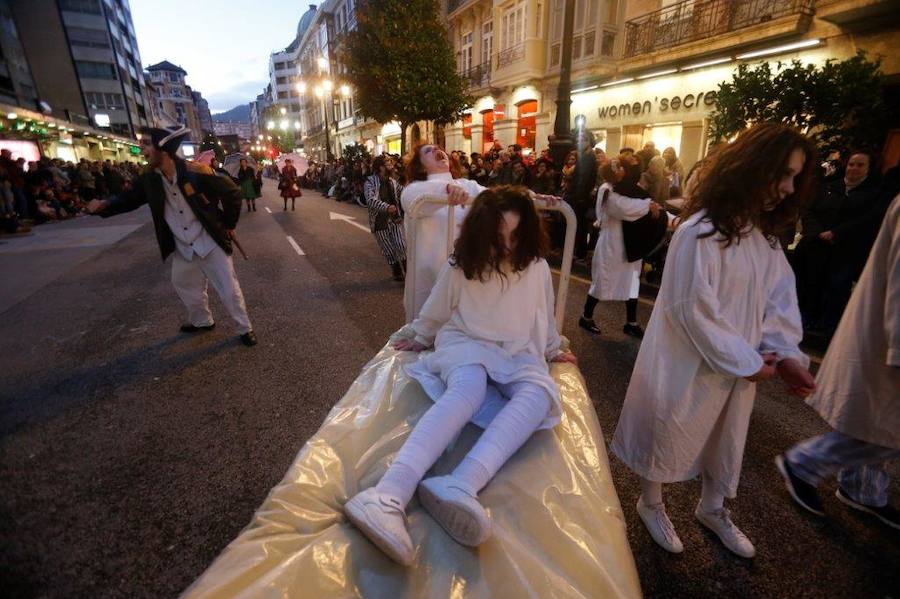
[597,91,718,120]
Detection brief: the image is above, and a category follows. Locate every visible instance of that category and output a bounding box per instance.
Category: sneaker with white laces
[344,488,415,566]
[418,475,492,546]
[636,497,684,553]
[694,503,756,558]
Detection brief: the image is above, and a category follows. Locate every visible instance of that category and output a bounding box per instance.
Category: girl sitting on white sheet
[345,186,577,566]
[611,123,818,559]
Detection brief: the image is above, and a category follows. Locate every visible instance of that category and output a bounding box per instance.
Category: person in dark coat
[570,131,599,260]
[279,159,302,211]
[86,125,257,346]
[794,151,882,336]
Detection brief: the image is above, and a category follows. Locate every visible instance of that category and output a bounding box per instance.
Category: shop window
[481,109,495,153]
[463,113,472,140]
[75,60,117,80]
[516,100,537,151]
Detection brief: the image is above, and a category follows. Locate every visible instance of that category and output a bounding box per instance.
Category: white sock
[700,474,725,512]
[640,477,663,506]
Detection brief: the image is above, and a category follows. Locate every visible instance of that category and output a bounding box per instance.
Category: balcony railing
[623,0,815,58]
[497,43,525,68]
[461,61,491,88]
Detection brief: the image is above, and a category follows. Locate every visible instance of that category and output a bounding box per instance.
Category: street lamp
[296,81,306,94]
[323,79,333,92]
[267,120,275,130]
[279,107,287,116]
[340,84,350,98]
[280,119,289,130]
[317,56,329,71]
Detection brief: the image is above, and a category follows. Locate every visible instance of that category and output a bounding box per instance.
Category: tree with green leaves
[339,0,472,155]
[342,142,371,163]
[261,105,299,154]
[709,52,888,155]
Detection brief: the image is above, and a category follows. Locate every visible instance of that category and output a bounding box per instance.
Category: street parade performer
[87,125,258,347]
[611,123,818,558]
[400,143,559,321]
[344,186,578,565]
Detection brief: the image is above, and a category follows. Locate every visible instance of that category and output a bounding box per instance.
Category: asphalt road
[1,182,897,598]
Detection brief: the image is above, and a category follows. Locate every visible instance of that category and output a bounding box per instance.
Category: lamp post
[550,0,577,167]
[295,57,351,162]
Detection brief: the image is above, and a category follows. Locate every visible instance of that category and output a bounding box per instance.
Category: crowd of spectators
[0,149,142,234]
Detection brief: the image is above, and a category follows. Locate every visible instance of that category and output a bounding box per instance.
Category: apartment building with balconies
[444,0,900,171]
[145,61,202,141]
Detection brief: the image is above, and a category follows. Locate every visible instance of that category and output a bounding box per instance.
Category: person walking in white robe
[776,194,899,530]
[344,187,577,565]
[400,143,560,322]
[580,156,659,338]
[611,123,818,558]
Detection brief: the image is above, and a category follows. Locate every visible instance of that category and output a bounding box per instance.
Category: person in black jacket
[87,125,258,346]
[795,151,881,337]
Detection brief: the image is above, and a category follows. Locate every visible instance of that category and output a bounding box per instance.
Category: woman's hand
[818,230,835,244]
[745,353,778,382]
[551,351,578,365]
[648,202,661,218]
[387,205,398,214]
[534,193,561,206]
[393,338,427,352]
[777,358,817,397]
[446,184,470,206]
[85,199,108,214]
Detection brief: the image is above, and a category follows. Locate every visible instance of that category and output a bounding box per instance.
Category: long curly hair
[684,122,817,247]
[451,185,548,282]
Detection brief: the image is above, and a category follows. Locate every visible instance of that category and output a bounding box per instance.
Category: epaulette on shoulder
[186,161,214,175]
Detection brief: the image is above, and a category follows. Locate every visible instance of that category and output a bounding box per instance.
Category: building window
[516,100,537,151]
[460,31,473,72]
[276,76,287,84]
[549,0,599,65]
[86,92,125,109]
[59,0,102,14]
[601,29,616,56]
[67,26,111,49]
[481,21,493,65]
[277,91,288,99]
[168,72,180,82]
[501,1,527,50]
[481,109,494,153]
[75,61,117,80]
[463,113,472,139]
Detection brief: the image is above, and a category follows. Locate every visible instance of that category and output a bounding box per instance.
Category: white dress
[611,211,807,497]
[589,182,651,301]
[405,259,564,430]
[400,172,487,322]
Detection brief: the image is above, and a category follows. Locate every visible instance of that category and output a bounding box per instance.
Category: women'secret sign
[597,90,718,119]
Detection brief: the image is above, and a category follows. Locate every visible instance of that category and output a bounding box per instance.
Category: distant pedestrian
[279,159,302,211]
[364,155,406,281]
[237,159,257,212]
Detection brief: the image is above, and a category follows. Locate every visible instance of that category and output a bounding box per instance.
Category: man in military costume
[89,125,258,346]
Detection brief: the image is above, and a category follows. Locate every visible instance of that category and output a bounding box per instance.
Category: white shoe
[418,475,492,546]
[344,488,415,566]
[694,503,756,558]
[636,497,684,553]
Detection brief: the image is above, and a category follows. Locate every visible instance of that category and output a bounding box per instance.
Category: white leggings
[376,364,551,507]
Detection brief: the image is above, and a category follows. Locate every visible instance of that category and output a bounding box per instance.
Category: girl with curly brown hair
[611,123,818,559]
[344,186,577,565]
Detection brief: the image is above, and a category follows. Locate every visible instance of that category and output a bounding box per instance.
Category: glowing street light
[314,86,323,98]
[279,107,287,115]
[323,79,333,92]
[296,81,306,94]
[340,84,350,97]
[294,121,301,130]
[267,120,275,130]
[317,56,329,70]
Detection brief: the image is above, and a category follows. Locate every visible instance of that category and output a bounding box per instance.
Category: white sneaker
[694,503,756,558]
[344,488,415,566]
[636,497,684,553]
[418,475,492,546]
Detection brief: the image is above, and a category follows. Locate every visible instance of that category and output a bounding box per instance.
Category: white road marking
[329,211,369,233]
[265,207,272,213]
[286,235,306,256]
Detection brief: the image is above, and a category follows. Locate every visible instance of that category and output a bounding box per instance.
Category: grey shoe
[695,503,756,558]
[636,497,684,553]
[418,475,492,546]
[344,488,415,565]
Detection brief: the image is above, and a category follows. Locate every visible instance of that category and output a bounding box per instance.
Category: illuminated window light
[736,39,822,60]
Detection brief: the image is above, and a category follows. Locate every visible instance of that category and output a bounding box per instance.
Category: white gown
[400,172,486,321]
[405,259,564,430]
[611,211,807,497]
[589,182,651,301]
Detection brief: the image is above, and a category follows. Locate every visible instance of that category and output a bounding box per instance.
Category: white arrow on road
[329,211,369,233]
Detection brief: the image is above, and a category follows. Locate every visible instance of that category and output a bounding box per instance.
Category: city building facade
[145,61,203,141]
[0,0,38,109]
[8,0,152,138]
[442,0,900,172]
[192,90,214,134]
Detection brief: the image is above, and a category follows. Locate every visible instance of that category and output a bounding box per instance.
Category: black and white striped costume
[364,174,406,265]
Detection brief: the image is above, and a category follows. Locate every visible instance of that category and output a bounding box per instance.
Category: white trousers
[170,245,252,334]
[376,364,551,506]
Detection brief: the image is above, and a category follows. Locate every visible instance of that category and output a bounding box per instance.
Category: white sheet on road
[182,339,641,598]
